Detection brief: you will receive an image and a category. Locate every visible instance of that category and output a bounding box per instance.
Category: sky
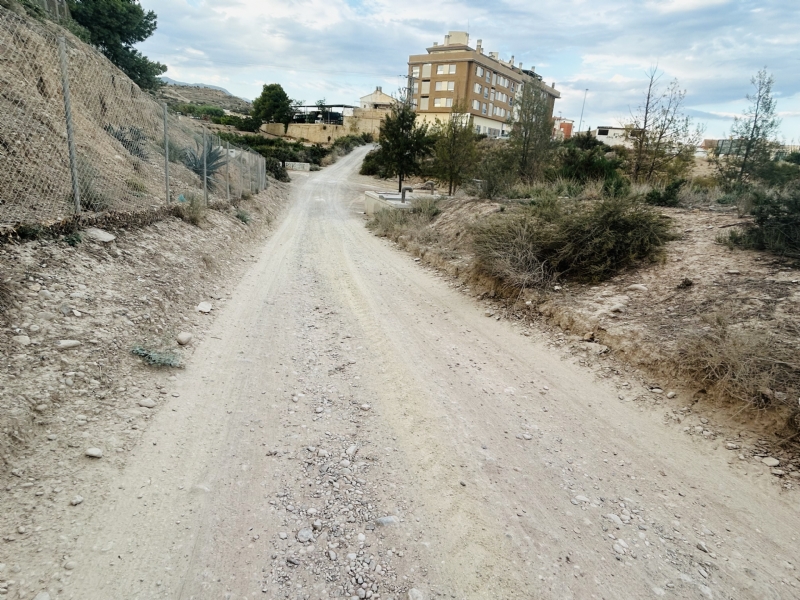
[138,0,800,142]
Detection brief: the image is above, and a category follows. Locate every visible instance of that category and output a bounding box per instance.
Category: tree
[715,68,781,189]
[376,103,433,192]
[67,0,166,91]
[509,81,554,181]
[628,68,704,183]
[431,101,478,195]
[252,84,295,132]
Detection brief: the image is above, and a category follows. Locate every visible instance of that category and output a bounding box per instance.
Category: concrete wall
[260,108,388,145]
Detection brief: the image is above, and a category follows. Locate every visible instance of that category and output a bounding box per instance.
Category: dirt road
[61,147,799,600]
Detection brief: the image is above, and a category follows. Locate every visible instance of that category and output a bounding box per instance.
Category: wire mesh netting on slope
[0,7,267,227]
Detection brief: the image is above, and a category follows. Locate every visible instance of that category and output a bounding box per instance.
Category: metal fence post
[239,149,243,199]
[202,126,208,206]
[57,36,81,214]
[247,153,253,194]
[226,141,231,203]
[163,103,170,204]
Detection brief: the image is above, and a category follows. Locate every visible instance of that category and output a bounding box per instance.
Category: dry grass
[0,276,14,318]
[678,316,800,415]
[177,193,206,226]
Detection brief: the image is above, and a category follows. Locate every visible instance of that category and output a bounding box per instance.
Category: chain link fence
[0,7,267,228]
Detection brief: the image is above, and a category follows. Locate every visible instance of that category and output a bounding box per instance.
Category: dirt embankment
[0,182,288,471]
[366,193,800,449]
[157,84,253,115]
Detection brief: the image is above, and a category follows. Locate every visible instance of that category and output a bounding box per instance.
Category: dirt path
[55,147,800,600]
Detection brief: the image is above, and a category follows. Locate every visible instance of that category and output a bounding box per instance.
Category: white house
[360,87,395,110]
[590,126,639,148]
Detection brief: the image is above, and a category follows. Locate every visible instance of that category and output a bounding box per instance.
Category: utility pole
[577,88,588,135]
[406,74,416,107]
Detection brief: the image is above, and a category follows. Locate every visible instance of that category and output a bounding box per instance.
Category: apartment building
[407,31,560,137]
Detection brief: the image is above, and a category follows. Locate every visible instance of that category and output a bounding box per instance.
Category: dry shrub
[201,253,216,270]
[367,199,441,242]
[472,195,675,288]
[177,193,206,226]
[678,318,800,412]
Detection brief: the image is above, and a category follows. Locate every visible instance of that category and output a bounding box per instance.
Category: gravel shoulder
[3,148,800,599]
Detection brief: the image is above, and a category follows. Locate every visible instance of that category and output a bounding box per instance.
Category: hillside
[157,82,253,115]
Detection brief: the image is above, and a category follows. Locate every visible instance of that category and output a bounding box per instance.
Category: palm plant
[182,138,227,190]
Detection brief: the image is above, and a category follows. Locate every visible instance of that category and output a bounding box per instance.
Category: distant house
[553,117,574,140]
[589,125,642,148]
[360,87,395,111]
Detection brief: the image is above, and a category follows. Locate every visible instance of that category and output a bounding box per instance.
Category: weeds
[132,345,182,368]
[645,179,686,207]
[0,277,13,317]
[176,193,205,226]
[472,195,675,287]
[410,198,440,219]
[722,185,800,257]
[235,208,251,224]
[126,178,148,195]
[64,232,82,246]
[105,125,148,159]
[678,318,800,411]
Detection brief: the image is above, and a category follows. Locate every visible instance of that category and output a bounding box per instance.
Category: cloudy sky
[138,0,800,141]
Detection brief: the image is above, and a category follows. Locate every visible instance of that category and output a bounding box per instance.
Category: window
[436,64,456,75]
[412,66,420,78]
[492,73,497,85]
[472,99,481,110]
[474,83,482,94]
[421,81,430,94]
[449,64,457,74]
[413,82,419,93]
[476,66,484,77]
[483,88,488,98]
[598,129,610,136]
[509,97,514,106]
[420,97,429,110]
[482,103,487,114]
[422,64,431,77]
[485,71,491,82]
[435,81,455,92]
[510,82,515,92]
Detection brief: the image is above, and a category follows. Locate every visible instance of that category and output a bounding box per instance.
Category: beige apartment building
[408,31,560,137]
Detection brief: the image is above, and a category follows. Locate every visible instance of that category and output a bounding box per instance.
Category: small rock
[196,302,213,313]
[408,589,424,600]
[83,228,116,243]
[57,340,81,350]
[328,550,337,560]
[375,516,399,527]
[313,520,322,530]
[613,543,625,554]
[357,533,366,542]
[726,442,740,450]
[761,457,780,467]
[12,335,31,346]
[360,404,371,411]
[85,448,103,458]
[610,304,626,313]
[697,541,709,553]
[278,532,288,540]
[176,332,193,345]
[138,398,156,408]
[522,433,532,440]
[484,310,495,317]
[575,495,590,503]
[626,284,648,292]
[71,495,84,506]
[297,528,314,543]
[606,514,623,527]
[346,445,358,456]
[771,469,786,476]
[667,391,677,399]
[340,459,351,468]
[63,561,77,570]
[33,593,52,600]
[650,387,663,394]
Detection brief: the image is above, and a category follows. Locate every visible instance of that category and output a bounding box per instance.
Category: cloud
[137,0,800,138]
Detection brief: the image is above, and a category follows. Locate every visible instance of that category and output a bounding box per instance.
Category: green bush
[360,148,390,177]
[472,195,675,288]
[410,197,440,219]
[724,186,800,257]
[264,156,290,182]
[105,125,148,159]
[235,208,251,224]
[645,179,686,207]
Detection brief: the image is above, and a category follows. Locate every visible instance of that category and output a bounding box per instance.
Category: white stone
[83,228,116,243]
[408,589,424,600]
[85,447,103,458]
[176,332,193,345]
[138,398,156,408]
[762,457,780,467]
[196,302,213,313]
[57,340,81,350]
[626,284,648,292]
[12,335,31,346]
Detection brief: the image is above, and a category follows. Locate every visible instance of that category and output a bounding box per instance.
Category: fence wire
[0,7,267,228]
